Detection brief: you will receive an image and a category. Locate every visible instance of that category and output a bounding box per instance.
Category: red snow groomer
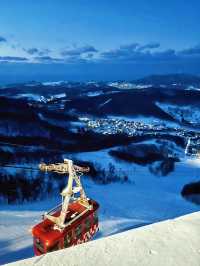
[32,159,99,255]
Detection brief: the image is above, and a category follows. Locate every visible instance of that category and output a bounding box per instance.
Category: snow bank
[6,211,200,266]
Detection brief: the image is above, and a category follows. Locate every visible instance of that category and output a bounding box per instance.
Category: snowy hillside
[156,102,200,125]
[0,153,200,265]
[1,76,200,264]
[7,211,200,266]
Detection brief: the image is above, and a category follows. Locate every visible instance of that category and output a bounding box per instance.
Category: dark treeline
[0,171,66,204]
[0,148,63,165]
[109,142,180,176]
[0,157,129,204]
[181,181,200,205]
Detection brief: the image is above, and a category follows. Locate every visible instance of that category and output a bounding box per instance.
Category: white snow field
[6,211,200,266]
[0,152,200,265]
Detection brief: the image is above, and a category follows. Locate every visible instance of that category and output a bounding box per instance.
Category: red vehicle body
[32,199,99,255]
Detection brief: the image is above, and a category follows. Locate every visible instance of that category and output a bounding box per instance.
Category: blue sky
[0,0,200,82]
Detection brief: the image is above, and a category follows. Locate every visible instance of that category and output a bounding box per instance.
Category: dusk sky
[0,0,200,83]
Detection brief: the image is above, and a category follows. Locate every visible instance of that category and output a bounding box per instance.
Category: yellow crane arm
[39,159,90,230]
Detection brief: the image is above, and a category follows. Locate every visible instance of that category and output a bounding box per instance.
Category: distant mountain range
[1,73,200,89]
[135,73,200,86]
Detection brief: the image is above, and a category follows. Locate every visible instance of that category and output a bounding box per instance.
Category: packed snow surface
[0,152,200,265]
[7,211,200,266]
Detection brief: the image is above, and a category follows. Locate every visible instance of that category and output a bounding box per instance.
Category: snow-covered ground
[186,85,200,91]
[42,81,66,86]
[107,82,153,90]
[156,102,200,125]
[8,211,200,266]
[0,149,200,265]
[86,91,103,97]
[15,93,42,101]
[15,93,66,103]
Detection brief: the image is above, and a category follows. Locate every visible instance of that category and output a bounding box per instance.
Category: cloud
[25,48,39,55]
[120,43,140,50]
[101,43,140,59]
[101,43,178,63]
[0,36,7,43]
[38,49,51,56]
[34,56,64,63]
[0,56,28,62]
[0,41,200,70]
[101,42,159,61]
[34,54,89,64]
[86,53,94,59]
[61,45,98,57]
[179,45,200,56]
[152,49,177,60]
[138,42,160,51]
[24,47,51,56]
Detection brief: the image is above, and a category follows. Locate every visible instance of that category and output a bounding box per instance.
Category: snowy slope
[156,102,200,124]
[0,152,200,265]
[7,211,200,266]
